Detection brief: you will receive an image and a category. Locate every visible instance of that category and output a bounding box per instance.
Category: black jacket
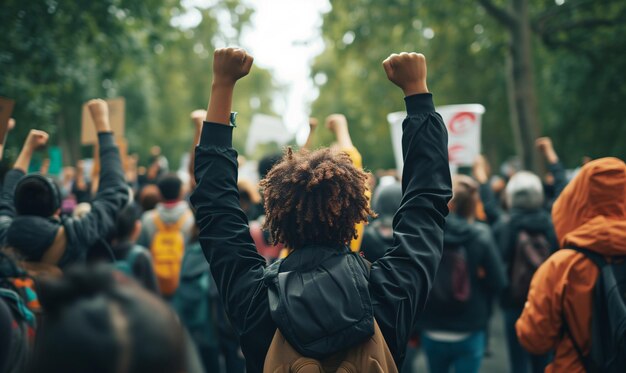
[190,93,452,372]
[0,133,128,268]
[419,213,507,332]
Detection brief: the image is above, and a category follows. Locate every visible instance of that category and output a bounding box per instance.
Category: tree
[0,0,277,169]
[311,0,626,173]
[477,0,626,171]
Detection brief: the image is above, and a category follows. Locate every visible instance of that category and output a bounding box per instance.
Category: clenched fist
[86,99,111,133]
[25,129,49,151]
[212,48,254,86]
[383,52,428,96]
[325,114,348,133]
[536,137,558,164]
[190,109,207,129]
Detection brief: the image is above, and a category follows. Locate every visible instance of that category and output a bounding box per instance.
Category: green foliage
[312,0,626,171]
[0,0,277,168]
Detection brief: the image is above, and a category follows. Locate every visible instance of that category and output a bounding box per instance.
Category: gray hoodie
[138,201,195,249]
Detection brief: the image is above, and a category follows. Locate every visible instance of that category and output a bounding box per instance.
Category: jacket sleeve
[189,122,270,338]
[65,133,128,263]
[515,253,566,354]
[369,93,452,361]
[549,161,568,200]
[0,169,25,243]
[479,182,502,226]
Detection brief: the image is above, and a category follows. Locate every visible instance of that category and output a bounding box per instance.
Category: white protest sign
[245,114,294,155]
[388,104,485,175]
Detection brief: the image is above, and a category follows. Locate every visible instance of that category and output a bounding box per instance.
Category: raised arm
[473,154,503,225]
[0,130,49,222]
[325,114,367,252]
[189,48,270,339]
[369,52,452,361]
[536,137,567,200]
[188,109,206,190]
[301,117,318,151]
[0,118,16,161]
[68,99,128,264]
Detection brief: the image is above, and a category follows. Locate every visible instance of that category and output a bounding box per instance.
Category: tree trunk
[509,0,541,172]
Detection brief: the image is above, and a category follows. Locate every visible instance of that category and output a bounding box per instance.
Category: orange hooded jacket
[515,157,626,372]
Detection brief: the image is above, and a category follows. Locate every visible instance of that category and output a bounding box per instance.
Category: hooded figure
[516,157,626,373]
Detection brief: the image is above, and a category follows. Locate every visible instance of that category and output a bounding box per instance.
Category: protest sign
[245,114,294,155]
[388,104,485,175]
[81,98,125,144]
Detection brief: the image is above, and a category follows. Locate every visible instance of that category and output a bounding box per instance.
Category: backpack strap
[568,246,607,268]
[125,245,145,269]
[561,247,596,371]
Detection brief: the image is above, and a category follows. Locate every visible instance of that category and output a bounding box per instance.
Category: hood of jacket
[444,213,480,246]
[155,201,191,223]
[552,157,626,255]
[264,245,374,360]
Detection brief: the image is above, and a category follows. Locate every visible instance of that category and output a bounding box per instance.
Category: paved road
[408,309,510,372]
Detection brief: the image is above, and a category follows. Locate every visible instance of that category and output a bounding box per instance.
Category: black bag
[510,230,551,306]
[430,243,471,309]
[264,249,374,360]
[563,247,626,373]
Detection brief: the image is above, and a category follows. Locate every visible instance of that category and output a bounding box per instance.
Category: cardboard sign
[0,97,15,147]
[81,98,125,144]
[388,104,485,175]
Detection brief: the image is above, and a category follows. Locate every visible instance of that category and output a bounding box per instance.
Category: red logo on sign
[448,144,465,163]
[448,112,476,135]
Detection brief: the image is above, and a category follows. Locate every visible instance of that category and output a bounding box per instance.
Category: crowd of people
[0,47,624,373]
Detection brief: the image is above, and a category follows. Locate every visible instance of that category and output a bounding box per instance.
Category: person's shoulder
[472,221,492,236]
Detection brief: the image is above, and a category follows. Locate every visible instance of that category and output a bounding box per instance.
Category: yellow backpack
[150,211,190,296]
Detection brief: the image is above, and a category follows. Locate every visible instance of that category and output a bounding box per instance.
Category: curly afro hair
[260,147,376,250]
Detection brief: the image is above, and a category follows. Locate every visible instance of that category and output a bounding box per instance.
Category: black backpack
[509,230,551,306]
[563,247,626,373]
[429,243,471,310]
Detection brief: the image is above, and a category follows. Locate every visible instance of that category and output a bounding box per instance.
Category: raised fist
[382,52,428,96]
[25,129,49,151]
[87,99,109,126]
[325,114,348,133]
[191,109,207,122]
[212,48,254,86]
[535,137,553,154]
[536,137,558,164]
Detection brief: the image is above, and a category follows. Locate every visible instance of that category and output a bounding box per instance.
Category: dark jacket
[479,161,567,227]
[190,93,452,372]
[360,223,393,262]
[0,133,128,268]
[493,208,559,308]
[112,242,159,294]
[419,213,507,332]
